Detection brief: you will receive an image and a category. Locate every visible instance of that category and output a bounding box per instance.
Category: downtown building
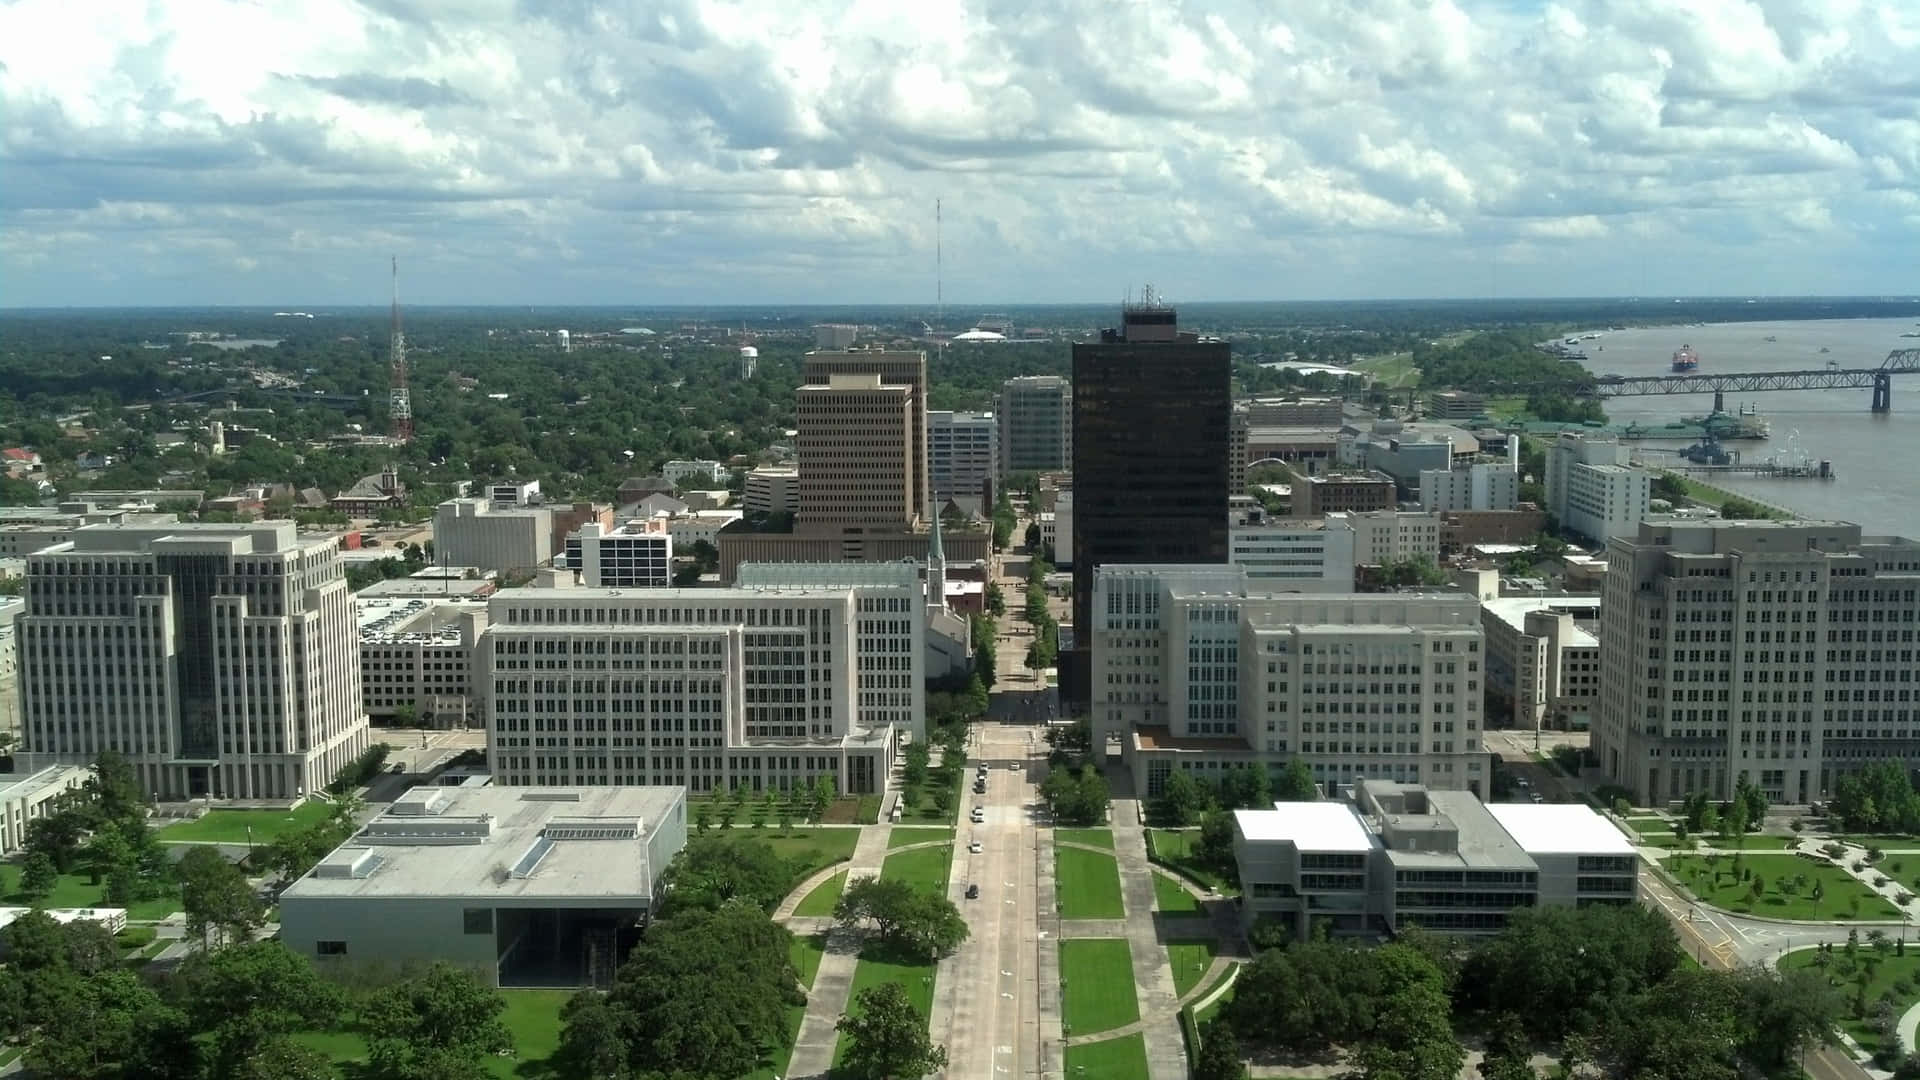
[1069,299,1232,703]
[1545,433,1652,546]
[997,375,1072,477]
[928,410,998,505]
[482,562,924,798]
[15,521,369,800]
[1090,564,1489,799]
[1594,518,1920,806]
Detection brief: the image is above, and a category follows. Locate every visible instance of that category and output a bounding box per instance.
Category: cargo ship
[1671,345,1700,372]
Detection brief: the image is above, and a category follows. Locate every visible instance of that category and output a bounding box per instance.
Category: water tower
[739,345,758,379]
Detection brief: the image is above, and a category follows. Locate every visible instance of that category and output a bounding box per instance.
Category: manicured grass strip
[1056,847,1125,919]
[1059,939,1139,1037]
[0,864,181,922]
[1153,870,1202,914]
[1668,853,1903,920]
[1703,834,1797,850]
[792,932,827,989]
[1782,948,1920,1057]
[1832,835,1920,848]
[795,871,847,917]
[1145,829,1237,895]
[157,801,338,844]
[889,826,955,847]
[1064,1032,1150,1080]
[1626,816,1670,825]
[882,844,953,895]
[833,943,936,1067]
[1056,827,1114,849]
[294,989,572,1079]
[1168,940,1219,999]
[755,829,862,886]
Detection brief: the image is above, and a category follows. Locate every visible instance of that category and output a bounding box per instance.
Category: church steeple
[927,501,948,613]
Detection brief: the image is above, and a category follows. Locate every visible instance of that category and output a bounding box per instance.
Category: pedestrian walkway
[1106,782,1192,1080]
[784,824,891,1080]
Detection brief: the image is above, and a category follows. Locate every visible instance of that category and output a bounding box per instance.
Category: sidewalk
[784,824,892,1080]
[1105,788,1191,1080]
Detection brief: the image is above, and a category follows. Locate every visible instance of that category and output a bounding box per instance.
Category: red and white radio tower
[389,256,412,443]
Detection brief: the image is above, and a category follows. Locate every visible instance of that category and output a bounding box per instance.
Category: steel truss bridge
[1587,349,1920,413]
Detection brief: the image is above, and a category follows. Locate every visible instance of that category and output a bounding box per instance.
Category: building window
[316,940,348,956]
[463,908,494,935]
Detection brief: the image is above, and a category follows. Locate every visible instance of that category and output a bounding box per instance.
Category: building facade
[1091,565,1487,798]
[802,349,930,521]
[1228,511,1356,590]
[997,375,1071,477]
[928,410,998,504]
[1481,597,1602,731]
[1293,472,1395,517]
[483,563,923,797]
[0,766,90,856]
[0,596,20,741]
[1232,781,1636,941]
[743,466,801,517]
[565,521,673,588]
[1070,301,1232,697]
[1594,519,1920,806]
[1545,434,1652,545]
[1326,510,1443,566]
[16,522,368,800]
[433,499,554,575]
[661,460,726,487]
[1419,462,1519,513]
[1426,391,1487,420]
[359,597,488,726]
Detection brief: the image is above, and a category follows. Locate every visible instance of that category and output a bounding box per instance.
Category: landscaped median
[1055,845,1125,919]
[1664,852,1904,920]
[830,840,956,1066]
[1781,941,1920,1062]
[156,802,338,845]
[1059,938,1140,1038]
[1064,1032,1149,1080]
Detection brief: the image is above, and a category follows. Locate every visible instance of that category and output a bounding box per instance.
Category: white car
[969,840,983,853]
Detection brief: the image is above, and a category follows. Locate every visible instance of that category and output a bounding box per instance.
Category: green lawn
[1633,831,1678,843]
[792,932,827,989]
[1059,939,1140,1037]
[749,829,862,888]
[889,826,955,847]
[157,801,337,844]
[1667,853,1904,920]
[1833,835,1920,848]
[1703,834,1799,851]
[291,988,571,1079]
[1056,847,1125,919]
[1351,351,1419,388]
[1189,965,1239,1030]
[1065,1033,1150,1080]
[1152,871,1202,915]
[834,942,936,1067]
[1782,947,1920,1057]
[881,844,952,895]
[1626,815,1670,826]
[1168,941,1219,999]
[1145,830,1237,895]
[897,764,966,824]
[1056,828,1114,849]
[0,863,181,921]
[795,871,847,917]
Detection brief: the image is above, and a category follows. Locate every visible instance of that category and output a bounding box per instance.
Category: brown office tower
[1064,296,1232,705]
[802,349,930,519]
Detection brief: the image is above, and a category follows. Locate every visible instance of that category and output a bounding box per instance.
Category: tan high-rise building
[796,373,915,530]
[803,349,929,521]
[17,521,369,800]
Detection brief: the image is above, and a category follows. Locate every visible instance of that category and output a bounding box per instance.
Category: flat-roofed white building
[1545,434,1651,545]
[1481,596,1602,731]
[1232,779,1636,941]
[1092,565,1487,799]
[483,563,922,797]
[279,784,687,987]
[358,597,488,726]
[1228,509,1355,590]
[434,498,553,575]
[16,522,368,801]
[1420,462,1519,513]
[0,765,90,856]
[743,466,801,516]
[1325,510,1442,566]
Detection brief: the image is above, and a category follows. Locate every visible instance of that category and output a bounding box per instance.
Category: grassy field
[1056,828,1114,849]
[1056,847,1126,919]
[293,988,571,1079]
[882,844,952,895]
[835,942,936,1067]
[1145,830,1236,895]
[1168,940,1219,999]
[0,863,181,921]
[795,871,847,916]
[1833,835,1920,848]
[1350,351,1419,388]
[749,830,861,887]
[1626,815,1671,826]
[158,802,338,845]
[1059,939,1140,1037]
[1152,871,1202,914]
[889,826,954,847]
[1064,1033,1150,1080]
[1702,834,1799,851]
[1782,947,1920,1058]
[1667,853,1903,920]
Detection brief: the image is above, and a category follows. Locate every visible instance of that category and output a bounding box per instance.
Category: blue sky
[2,0,1917,306]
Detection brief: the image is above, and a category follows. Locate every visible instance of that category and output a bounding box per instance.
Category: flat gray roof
[281,785,683,903]
[1379,791,1534,870]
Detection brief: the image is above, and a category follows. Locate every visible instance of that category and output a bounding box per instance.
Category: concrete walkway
[1105,787,1191,1080]
[784,824,892,1080]
[1065,954,1241,1047]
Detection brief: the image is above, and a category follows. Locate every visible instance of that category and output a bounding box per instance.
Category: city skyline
[3,1,1917,306]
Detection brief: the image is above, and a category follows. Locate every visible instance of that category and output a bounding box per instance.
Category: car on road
[965,883,980,899]
[970,807,985,823]
[1530,793,1545,803]
[969,839,982,853]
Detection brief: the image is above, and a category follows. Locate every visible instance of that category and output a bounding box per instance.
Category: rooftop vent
[313,848,383,879]
[520,791,582,803]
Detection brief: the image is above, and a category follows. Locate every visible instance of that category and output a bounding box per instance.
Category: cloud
[0,0,1915,304]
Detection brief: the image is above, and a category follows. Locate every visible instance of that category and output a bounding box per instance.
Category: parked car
[970,807,985,822]
[969,840,983,854]
[966,883,981,899]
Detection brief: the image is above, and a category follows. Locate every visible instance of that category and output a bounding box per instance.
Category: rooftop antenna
[936,198,943,332]
[389,256,412,443]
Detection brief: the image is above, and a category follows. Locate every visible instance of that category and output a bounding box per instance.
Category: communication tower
[389,256,412,443]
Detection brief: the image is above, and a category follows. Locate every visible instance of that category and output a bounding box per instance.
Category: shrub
[115,926,157,949]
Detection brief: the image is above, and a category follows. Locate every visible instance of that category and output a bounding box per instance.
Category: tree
[1192,1019,1248,1080]
[22,966,168,1080]
[1349,945,1462,1080]
[985,580,1006,616]
[231,1039,336,1080]
[177,845,265,950]
[1225,939,1385,1051]
[1274,757,1319,802]
[1153,768,1208,827]
[176,941,346,1075]
[23,809,87,873]
[363,962,513,1080]
[18,850,58,902]
[1023,522,1042,551]
[1720,495,1773,520]
[1733,965,1840,1070]
[837,982,947,1080]
[1598,967,1744,1080]
[553,991,631,1079]
[1461,904,1681,1040]
[835,875,969,960]
[1039,764,1108,826]
[661,833,795,914]
[1217,764,1273,810]
[903,742,931,790]
[1195,811,1237,877]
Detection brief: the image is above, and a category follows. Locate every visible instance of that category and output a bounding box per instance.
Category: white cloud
[0,0,1915,304]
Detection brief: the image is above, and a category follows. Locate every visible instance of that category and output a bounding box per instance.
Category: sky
[2,0,1918,307]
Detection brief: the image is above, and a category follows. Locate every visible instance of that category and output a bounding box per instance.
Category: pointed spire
[926,499,948,614]
[928,499,945,562]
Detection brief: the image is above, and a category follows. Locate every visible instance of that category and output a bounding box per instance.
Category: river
[1567,317,1920,539]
